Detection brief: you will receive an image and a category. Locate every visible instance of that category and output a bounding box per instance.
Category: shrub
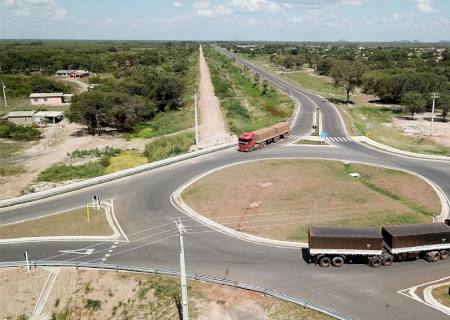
[84,299,101,311]
[0,121,41,141]
[37,161,105,182]
[144,132,194,162]
[67,146,121,158]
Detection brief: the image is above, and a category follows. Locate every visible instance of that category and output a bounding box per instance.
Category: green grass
[144,132,194,162]
[37,161,105,182]
[0,120,41,141]
[206,47,294,135]
[0,165,25,177]
[242,53,450,156]
[105,151,148,173]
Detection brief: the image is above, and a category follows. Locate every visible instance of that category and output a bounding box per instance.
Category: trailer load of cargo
[308,220,450,268]
[238,121,290,152]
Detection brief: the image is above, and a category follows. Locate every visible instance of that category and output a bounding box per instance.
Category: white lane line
[329,137,335,142]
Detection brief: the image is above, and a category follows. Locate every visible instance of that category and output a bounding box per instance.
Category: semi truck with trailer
[238,122,290,152]
[308,220,450,268]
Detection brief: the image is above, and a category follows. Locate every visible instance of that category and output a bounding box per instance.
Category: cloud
[3,0,66,19]
[287,16,303,23]
[415,0,436,13]
[173,1,182,7]
[192,1,233,17]
[230,0,281,13]
[341,0,363,5]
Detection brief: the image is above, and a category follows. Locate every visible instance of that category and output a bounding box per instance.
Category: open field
[0,207,112,239]
[0,267,332,320]
[182,159,441,242]
[239,54,450,156]
[432,285,450,308]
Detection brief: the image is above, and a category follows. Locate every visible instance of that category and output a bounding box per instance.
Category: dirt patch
[182,160,441,242]
[198,45,234,147]
[0,267,49,318]
[0,268,331,320]
[0,207,113,239]
[392,113,450,148]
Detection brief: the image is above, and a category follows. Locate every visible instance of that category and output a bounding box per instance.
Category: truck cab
[238,132,255,152]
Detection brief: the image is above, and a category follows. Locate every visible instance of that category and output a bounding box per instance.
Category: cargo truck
[238,122,290,152]
[308,220,450,268]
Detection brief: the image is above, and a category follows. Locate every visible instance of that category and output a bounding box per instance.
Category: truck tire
[369,257,382,268]
[440,250,448,260]
[428,251,440,262]
[274,136,280,143]
[319,256,331,268]
[332,256,344,267]
[382,256,394,266]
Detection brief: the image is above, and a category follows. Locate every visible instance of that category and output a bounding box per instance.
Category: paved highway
[1,47,450,319]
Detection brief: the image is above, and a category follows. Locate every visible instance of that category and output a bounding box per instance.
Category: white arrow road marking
[59,249,95,255]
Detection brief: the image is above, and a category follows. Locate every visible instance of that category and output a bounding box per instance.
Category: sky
[0,0,449,41]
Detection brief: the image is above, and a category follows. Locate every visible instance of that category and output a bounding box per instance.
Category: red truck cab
[238,132,255,152]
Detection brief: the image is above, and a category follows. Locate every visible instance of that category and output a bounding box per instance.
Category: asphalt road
[1,48,450,320]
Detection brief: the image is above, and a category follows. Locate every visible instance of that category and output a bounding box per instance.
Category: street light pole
[175,218,189,320]
[194,93,199,147]
[430,92,439,136]
[1,81,7,108]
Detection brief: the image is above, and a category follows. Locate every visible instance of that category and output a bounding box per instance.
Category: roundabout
[176,158,445,245]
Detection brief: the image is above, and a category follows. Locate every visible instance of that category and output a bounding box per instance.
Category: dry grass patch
[182,160,441,242]
[431,285,450,308]
[0,207,113,239]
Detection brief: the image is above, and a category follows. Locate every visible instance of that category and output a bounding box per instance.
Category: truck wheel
[428,251,440,262]
[274,136,280,143]
[369,257,382,268]
[319,256,331,268]
[440,250,448,260]
[382,256,394,266]
[332,256,344,267]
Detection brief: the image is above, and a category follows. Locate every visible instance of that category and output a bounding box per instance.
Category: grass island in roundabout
[181,159,442,242]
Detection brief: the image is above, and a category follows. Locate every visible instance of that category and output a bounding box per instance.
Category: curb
[423,282,450,315]
[353,136,450,162]
[171,157,449,249]
[0,142,236,209]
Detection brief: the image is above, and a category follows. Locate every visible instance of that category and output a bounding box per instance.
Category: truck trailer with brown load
[308,220,450,268]
[238,122,290,152]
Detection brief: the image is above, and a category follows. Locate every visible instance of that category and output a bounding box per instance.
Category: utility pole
[1,81,7,108]
[175,218,189,320]
[194,93,199,147]
[430,92,439,136]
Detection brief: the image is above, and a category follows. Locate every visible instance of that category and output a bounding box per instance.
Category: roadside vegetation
[204,46,294,135]
[182,159,441,242]
[0,120,41,140]
[0,165,25,177]
[36,132,194,183]
[229,43,450,155]
[0,268,332,319]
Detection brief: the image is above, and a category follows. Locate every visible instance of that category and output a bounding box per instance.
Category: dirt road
[198,45,234,147]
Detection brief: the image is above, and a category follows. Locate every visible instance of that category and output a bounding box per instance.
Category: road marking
[58,249,95,255]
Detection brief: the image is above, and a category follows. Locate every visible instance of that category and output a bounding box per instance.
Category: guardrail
[0,260,352,320]
[0,141,236,209]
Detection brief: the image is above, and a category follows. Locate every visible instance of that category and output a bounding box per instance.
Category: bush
[144,132,194,162]
[38,161,105,182]
[67,146,121,159]
[0,121,41,141]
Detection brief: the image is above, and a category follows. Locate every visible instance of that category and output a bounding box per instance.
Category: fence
[0,260,352,320]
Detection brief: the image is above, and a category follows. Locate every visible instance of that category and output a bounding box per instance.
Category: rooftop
[309,226,383,238]
[382,223,450,236]
[30,93,64,98]
[34,111,64,117]
[4,111,36,118]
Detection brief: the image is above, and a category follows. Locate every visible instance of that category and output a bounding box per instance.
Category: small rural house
[29,93,73,105]
[2,111,36,125]
[55,69,90,78]
[3,110,64,126]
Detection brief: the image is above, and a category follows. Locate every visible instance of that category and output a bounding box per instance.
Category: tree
[401,91,427,120]
[68,92,111,134]
[437,93,450,122]
[261,80,269,95]
[330,60,368,103]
